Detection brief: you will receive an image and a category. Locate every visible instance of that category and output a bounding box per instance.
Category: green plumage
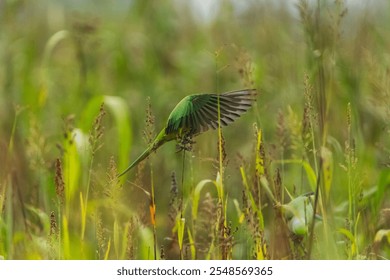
[118,89,257,177]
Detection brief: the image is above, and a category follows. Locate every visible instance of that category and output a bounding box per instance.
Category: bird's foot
[176,135,195,152]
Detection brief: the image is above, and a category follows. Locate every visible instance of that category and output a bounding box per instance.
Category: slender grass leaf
[338,228,356,257]
[137,227,154,260]
[63,128,89,204]
[374,229,390,244]
[113,219,120,259]
[177,217,185,251]
[233,199,245,224]
[62,215,70,259]
[80,192,86,240]
[104,238,111,260]
[187,228,196,260]
[321,146,333,201]
[192,179,214,221]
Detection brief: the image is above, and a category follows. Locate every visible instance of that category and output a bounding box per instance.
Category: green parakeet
[118,89,257,177]
[282,193,315,235]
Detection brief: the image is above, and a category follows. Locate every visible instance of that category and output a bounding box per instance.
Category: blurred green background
[0,0,389,260]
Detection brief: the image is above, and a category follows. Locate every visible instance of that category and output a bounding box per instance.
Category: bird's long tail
[117,145,154,177]
[117,129,167,177]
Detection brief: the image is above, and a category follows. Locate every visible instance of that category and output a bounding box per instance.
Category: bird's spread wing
[165,89,257,136]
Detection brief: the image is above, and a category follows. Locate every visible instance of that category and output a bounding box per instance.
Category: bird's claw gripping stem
[176,134,195,152]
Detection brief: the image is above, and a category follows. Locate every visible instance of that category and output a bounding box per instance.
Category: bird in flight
[118,89,257,177]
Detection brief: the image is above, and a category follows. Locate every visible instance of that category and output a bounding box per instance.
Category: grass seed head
[143,97,155,145]
[54,158,65,203]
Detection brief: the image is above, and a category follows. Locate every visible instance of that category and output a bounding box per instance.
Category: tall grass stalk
[347,103,355,230]
[214,49,228,259]
[178,150,186,260]
[54,158,65,259]
[149,163,157,260]
[344,102,360,259]
[81,103,105,244]
[1,107,22,259]
[142,97,158,260]
[307,158,322,259]
[255,127,265,231]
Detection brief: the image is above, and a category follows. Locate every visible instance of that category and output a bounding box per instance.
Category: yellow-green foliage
[0,0,389,260]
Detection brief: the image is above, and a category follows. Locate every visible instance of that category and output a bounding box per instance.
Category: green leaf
[338,228,356,256]
[63,128,89,203]
[321,146,333,200]
[113,219,120,259]
[374,229,390,244]
[177,217,185,251]
[103,96,132,172]
[137,227,154,260]
[187,228,196,260]
[192,179,214,221]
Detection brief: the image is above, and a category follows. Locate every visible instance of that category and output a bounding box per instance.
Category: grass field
[0,0,389,260]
